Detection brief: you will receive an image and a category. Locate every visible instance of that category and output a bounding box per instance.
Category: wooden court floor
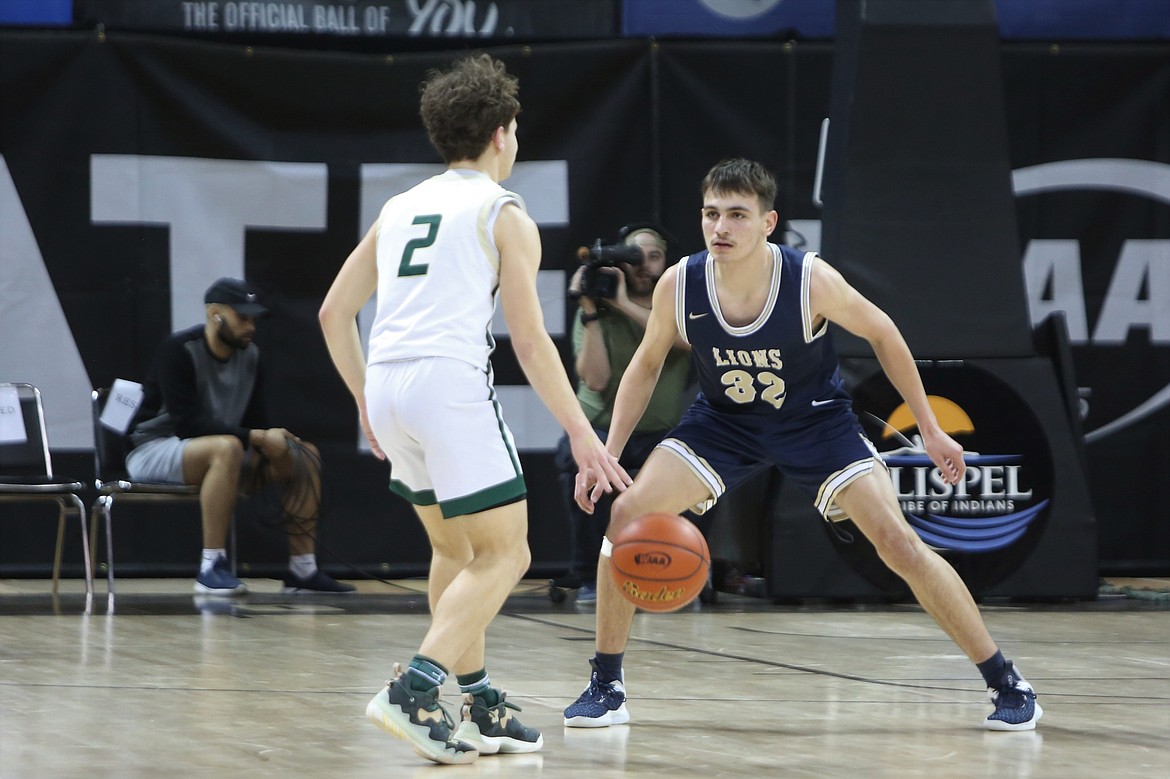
[1,576,1167,779]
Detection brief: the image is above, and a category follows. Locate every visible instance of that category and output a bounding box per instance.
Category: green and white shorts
[365,357,526,518]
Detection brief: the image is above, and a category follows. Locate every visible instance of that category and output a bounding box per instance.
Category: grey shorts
[125,436,189,483]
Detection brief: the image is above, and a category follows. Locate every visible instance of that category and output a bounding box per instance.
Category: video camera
[571,239,644,300]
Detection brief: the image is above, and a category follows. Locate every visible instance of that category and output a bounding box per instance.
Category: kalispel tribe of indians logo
[841,363,1055,591]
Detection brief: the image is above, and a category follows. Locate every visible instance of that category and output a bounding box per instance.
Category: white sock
[289,553,317,579]
[200,548,227,574]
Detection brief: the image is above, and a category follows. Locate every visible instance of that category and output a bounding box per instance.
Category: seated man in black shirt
[127,277,354,596]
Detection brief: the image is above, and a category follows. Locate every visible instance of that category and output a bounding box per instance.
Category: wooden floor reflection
[1,577,1168,778]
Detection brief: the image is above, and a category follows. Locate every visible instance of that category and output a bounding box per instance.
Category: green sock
[456,669,499,706]
[406,655,447,692]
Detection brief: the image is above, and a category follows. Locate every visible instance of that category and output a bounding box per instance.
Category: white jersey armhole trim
[479,192,525,275]
[802,251,829,343]
[374,197,393,244]
[674,255,691,345]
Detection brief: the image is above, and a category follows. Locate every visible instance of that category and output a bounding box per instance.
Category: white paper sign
[99,379,144,434]
[0,385,27,444]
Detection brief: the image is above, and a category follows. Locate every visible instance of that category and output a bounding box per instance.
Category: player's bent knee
[607,495,643,535]
[471,539,530,579]
[873,530,927,574]
[510,543,532,577]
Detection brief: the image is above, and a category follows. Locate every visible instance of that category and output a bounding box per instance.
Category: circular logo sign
[833,362,1054,593]
[699,1,785,21]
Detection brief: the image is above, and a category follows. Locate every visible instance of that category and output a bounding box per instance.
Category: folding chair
[0,382,94,613]
[90,387,235,614]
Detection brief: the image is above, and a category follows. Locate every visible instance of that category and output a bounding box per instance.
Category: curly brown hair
[419,54,521,164]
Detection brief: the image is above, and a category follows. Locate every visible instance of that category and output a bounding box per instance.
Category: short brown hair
[419,54,521,164]
[701,158,777,212]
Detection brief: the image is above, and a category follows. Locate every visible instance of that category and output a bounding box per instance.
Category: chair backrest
[92,388,131,483]
[0,383,53,478]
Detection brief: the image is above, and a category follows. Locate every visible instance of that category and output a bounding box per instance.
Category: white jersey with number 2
[367,168,524,370]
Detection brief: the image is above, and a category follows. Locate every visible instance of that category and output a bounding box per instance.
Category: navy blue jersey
[674,243,851,426]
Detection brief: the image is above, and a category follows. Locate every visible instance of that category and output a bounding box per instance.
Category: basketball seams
[610,541,709,581]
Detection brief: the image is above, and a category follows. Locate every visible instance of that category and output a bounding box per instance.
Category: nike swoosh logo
[811,399,835,406]
[688,312,708,320]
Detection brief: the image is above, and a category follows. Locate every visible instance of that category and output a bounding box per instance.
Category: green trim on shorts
[389,479,437,506]
[439,474,527,519]
[487,383,523,475]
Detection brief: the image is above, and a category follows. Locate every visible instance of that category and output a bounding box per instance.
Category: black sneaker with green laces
[365,664,479,765]
[454,691,544,754]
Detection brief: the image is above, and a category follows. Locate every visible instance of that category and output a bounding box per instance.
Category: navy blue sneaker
[984,662,1043,731]
[576,584,597,605]
[194,555,247,596]
[281,569,356,594]
[563,658,628,728]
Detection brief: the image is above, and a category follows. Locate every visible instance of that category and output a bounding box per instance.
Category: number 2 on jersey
[398,214,442,277]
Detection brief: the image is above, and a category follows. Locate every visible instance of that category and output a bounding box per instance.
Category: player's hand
[574,467,598,514]
[571,434,631,513]
[922,428,965,485]
[358,403,385,460]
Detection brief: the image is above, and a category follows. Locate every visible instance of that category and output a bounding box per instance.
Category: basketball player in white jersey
[319,54,630,765]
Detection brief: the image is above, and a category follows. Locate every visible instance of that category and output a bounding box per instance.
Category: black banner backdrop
[1004,45,1170,572]
[1,32,1167,578]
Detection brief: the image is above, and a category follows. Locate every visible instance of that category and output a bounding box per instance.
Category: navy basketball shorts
[656,395,883,520]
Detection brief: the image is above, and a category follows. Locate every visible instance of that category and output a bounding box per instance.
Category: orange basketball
[609,513,710,613]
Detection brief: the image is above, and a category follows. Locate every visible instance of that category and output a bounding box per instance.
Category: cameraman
[556,225,691,603]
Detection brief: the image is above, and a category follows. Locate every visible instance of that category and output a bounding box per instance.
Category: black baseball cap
[204,277,269,316]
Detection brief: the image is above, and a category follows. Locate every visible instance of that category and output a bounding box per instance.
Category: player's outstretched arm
[495,203,631,498]
[809,257,964,485]
[319,222,385,459]
[604,263,681,458]
[572,264,683,511]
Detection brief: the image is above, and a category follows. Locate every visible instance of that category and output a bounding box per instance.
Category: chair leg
[89,506,100,580]
[52,500,66,599]
[70,493,94,616]
[95,496,116,615]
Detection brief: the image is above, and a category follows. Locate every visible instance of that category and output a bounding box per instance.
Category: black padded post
[820,0,1032,358]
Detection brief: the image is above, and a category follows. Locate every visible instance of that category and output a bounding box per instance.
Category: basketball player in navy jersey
[563,158,1041,732]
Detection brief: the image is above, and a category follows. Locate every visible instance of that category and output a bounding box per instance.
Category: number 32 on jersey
[721,369,786,410]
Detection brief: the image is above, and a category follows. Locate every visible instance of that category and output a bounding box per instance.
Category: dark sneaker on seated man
[195,554,248,596]
[281,568,356,594]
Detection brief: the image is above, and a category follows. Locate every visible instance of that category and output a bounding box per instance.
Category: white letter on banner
[0,156,94,447]
[91,156,328,331]
[357,160,570,451]
[1021,239,1090,343]
[1093,239,1170,345]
